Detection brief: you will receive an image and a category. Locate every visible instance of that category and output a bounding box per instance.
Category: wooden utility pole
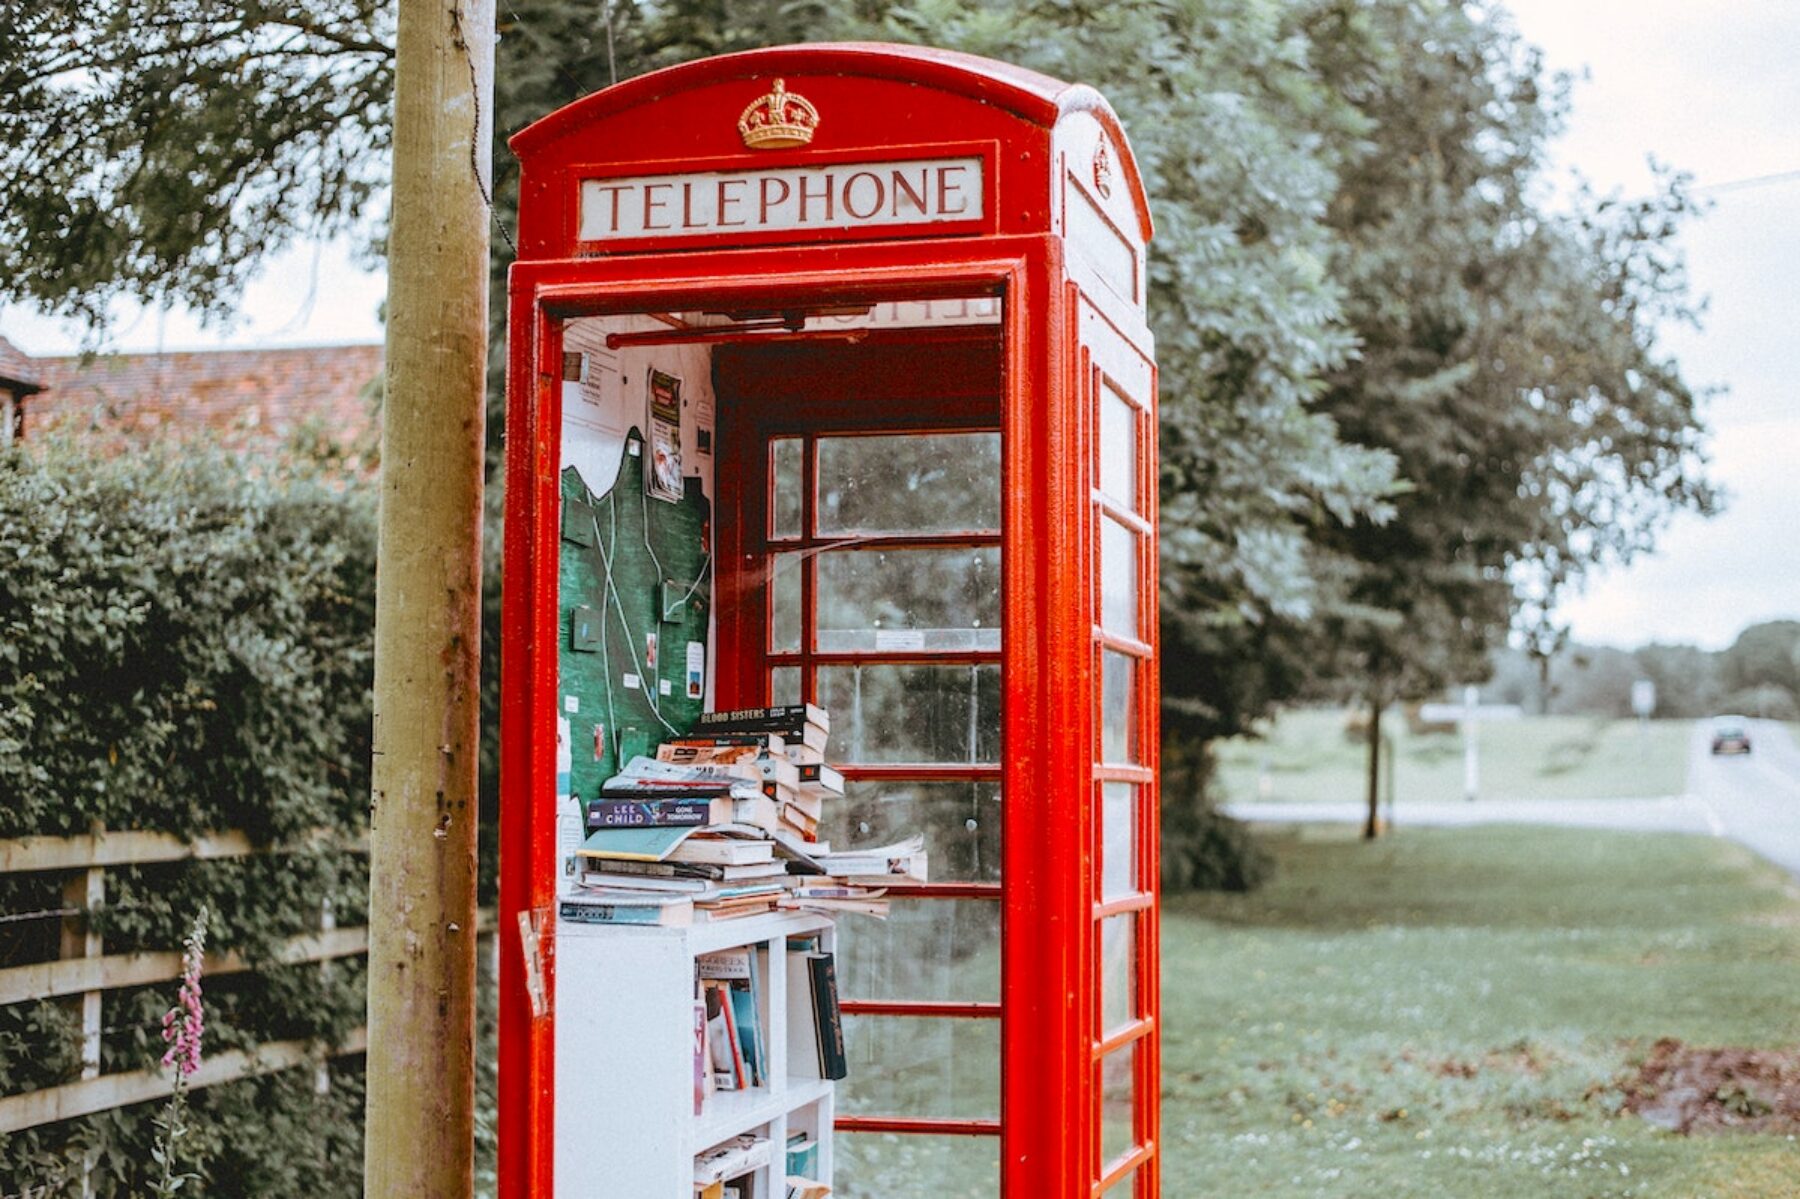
[366,1,493,1195]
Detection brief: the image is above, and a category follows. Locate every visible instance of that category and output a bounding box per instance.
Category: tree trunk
[365,2,493,1195]
[1363,696,1382,840]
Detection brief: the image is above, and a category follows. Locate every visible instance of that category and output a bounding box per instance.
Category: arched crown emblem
[738,78,819,149]
[1093,138,1115,199]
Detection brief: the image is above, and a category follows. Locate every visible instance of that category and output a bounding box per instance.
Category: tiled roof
[23,343,383,451]
[0,336,43,393]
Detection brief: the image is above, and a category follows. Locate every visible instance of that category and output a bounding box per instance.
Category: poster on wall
[647,369,684,503]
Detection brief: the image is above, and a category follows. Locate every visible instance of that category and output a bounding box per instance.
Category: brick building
[0,336,41,447]
[0,336,383,456]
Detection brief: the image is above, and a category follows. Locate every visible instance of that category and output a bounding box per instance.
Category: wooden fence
[0,827,489,1136]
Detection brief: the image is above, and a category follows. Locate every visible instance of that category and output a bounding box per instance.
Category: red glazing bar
[1093,629,1152,659]
[767,531,1005,551]
[1093,1142,1153,1195]
[1092,893,1151,920]
[840,999,1001,1019]
[881,881,1002,900]
[1093,1017,1151,1060]
[1090,494,1153,536]
[767,649,1003,668]
[836,764,1002,782]
[799,435,818,702]
[836,1116,1002,1137]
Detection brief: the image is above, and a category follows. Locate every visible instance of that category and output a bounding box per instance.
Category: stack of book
[695,948,768,1101]
[692,1134,768,1197]
[563,704,925,926]
[691,938,846,1112]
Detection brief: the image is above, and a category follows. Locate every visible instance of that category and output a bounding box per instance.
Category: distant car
[1710,716,1752,756]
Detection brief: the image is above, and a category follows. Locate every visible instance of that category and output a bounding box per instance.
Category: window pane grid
[760,426,1007,1153]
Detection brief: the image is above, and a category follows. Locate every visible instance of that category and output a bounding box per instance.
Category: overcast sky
[4,2,1795,651]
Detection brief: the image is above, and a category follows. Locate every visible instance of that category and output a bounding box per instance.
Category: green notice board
[559,428,711,800]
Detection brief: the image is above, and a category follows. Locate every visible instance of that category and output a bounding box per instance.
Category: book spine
[663,732,786,751]
[585,798,713,829]
[741,962,765,1086]
[696,704,824,728]
[693,997,707,1115]
[714,980,749,1089]
[808,953,849,1081]
[556,901,671,925]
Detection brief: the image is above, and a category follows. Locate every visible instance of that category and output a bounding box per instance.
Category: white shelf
[554,907,837,1198]
[695,1077,831,1147]
[690,909,831,955]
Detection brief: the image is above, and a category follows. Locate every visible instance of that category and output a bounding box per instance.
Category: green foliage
[0,999,83,1099]
[1160,731,1272,891]
[0,439,376,839]
[0,442,374,1196]
[1718,620,1800,710]
[1717,685,1799,723]
[0,1068,369,1198]
[1300,1,1715,706]
[4,5,1718,916]
[0,1,393,328]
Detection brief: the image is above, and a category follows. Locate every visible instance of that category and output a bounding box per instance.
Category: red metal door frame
[712,332,1007,1150]
[499,235,1095,1197]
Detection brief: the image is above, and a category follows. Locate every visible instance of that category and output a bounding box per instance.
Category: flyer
[647,369,683,503]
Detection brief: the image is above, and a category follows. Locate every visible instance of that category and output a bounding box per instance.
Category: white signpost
[1419,685,1523,802]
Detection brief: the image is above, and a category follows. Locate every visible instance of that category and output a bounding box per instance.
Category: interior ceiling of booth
[650,296,1002,333]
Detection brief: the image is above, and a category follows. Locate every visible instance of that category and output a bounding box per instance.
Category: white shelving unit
[554,909,837,1198]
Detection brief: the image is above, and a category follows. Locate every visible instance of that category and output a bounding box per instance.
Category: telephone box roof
[509,41,1152,242]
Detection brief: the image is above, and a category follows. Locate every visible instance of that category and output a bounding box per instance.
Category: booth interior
[554,290,1009,1196]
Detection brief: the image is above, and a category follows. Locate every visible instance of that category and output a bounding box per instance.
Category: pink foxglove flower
[160,911,208,1077]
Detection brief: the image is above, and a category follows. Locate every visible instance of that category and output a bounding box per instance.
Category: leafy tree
[1632,642,1722,720]
[1290,1,1715,831]
[2,1,1716,873]
[0,1,393,327]
[1718,620,1800,712]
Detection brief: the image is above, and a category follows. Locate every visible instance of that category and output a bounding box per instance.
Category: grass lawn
[1214,710,1693,804]
[1161,825,1800,1197]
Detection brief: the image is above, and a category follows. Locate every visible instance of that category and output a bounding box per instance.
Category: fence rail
[0,826,478,1136]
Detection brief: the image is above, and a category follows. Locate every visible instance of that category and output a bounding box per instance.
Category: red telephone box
[500,43,1160,1198]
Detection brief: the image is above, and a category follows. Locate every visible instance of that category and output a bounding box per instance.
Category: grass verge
[1161,825,1800,1197]
[1215,710,1693,804]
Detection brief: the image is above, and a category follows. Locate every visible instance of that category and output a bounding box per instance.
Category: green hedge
[0,441,377,1196]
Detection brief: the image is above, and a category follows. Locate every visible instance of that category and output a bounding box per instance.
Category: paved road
[1223,719,1800,878]
[1684,718,1800,877]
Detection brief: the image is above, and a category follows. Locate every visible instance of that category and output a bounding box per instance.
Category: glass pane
[818,433,1001,536]
[1101,913,1137,1035]
[840,1015,999,1119]
[817,547,1000,653]
[1100,518,1137,637]
[1101,782,1136,899]
[770,665,802,705]
[1099,383,1136,510]
[1100,1044,1138,1171]
[1103,1168,1138,1195]
[825,780,1001,883]
[836,1131,998,1199]
[818,664,1000,764]
[771,437,803,538]
[837,900,1000,1002]
[771,550,802,652]
[1102,651,1137,764]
